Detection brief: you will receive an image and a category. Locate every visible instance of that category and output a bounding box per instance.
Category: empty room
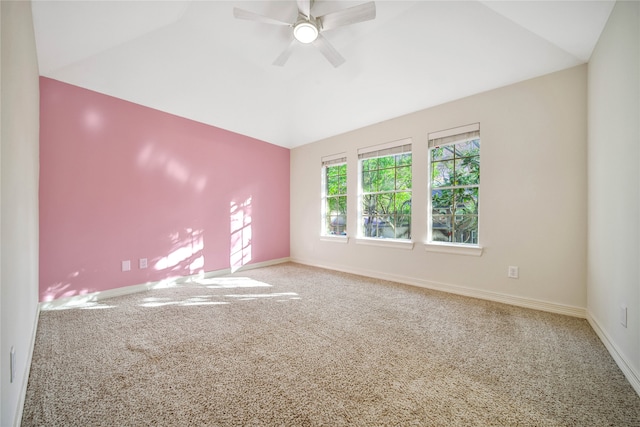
[2,0,639,425]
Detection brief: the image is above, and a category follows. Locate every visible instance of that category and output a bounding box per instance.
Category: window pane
[396,165,412,190]
[326,165,346,196]
[327,196,347,214]
[394,194,411,239]
[362,171,377,193]
[326,171,335,196]
[362,215,383,237]
[359,151,412,240]
[431,146,455,161]
[395,192,412,215]
[329,215,347,235]
[390,214,411,239]
[432,214,452,242]
[454,188,478,215]
[378,167,395,192]
[375,192,393,214]
[362,194,376,216]
[326,195,347,236]
[453,215,478,244]
[432,160,454,187]
[378,156,395,169]
[432,189,453,213]
[454,156,480,186]
[455,139,480,157]
[338,174,347,194]
[362,158,377,172]
[429,135,480,246]
[324,163,347,236]
[396,153,411,166]
[327,197,337,213]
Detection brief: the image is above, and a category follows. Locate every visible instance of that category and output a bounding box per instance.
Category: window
[322,155,347,236]
[428,124,480,245]
[358,140,412,240]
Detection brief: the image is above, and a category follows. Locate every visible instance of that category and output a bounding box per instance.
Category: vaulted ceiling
[31,1,615,148]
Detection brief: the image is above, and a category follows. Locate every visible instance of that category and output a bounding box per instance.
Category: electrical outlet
[121,260,131,272]
[139,258,148,269]
[620,305,627,328]
[10,346,15,383]
[508,266,519,279]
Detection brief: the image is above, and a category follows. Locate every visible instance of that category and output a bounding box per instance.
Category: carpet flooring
[22,262,640,426]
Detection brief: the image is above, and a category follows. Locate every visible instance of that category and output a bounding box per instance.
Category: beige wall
[587,0,640,393]
[291,65,587,315]
[1,1,41,425]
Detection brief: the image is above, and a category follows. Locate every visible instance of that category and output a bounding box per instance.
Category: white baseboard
[14,304,40,427]
[39,257,291,311]
[587,312,640,397]
[290,257,586,318]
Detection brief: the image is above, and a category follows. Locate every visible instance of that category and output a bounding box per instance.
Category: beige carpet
[22,262,640,426]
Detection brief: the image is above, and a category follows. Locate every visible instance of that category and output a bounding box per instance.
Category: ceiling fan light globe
[294,22,318,43]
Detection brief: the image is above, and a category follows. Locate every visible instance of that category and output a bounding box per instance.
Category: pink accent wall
[39,77,290,302]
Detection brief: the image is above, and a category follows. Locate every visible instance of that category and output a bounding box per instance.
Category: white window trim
[320,235,349,244]
[321,153,347,238]
[356,237,414,250]
[427,123,481,250]
[357,138,413,244]
[424,241,483,256]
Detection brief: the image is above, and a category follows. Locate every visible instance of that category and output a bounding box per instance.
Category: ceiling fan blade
[312,34,345,68]
[273,40,297,67]
[233,8,292,26]
[317,1,376,31]
[296,0,312,18]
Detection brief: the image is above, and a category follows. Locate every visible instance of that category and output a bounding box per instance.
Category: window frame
[426,124,483,256]
[356,138,413,244]
[321,154,348,240]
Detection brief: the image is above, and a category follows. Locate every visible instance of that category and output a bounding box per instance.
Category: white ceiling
[31,0,615,148]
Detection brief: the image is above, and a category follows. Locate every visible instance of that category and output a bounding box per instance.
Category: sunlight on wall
[155,228,204,274]
[137,142,207,192]
[83,108,105,133]
[230,197,252,273]
[42,270,85,302]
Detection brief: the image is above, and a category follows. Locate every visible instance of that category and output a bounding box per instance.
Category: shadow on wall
[41,228,207,303]
[154,227,205,275]
[42,196,256,302]
[42,270,87,302]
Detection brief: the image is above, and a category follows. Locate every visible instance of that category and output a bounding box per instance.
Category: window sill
[320,235,349,244]
[355,238,414,250]
[424,242,483,256]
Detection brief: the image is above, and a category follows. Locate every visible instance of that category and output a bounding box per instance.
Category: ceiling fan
[233,0,376,68]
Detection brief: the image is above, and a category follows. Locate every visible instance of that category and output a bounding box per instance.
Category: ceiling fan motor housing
[293,16,319,43]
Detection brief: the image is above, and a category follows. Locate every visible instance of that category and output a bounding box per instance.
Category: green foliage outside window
[325,163,347,235]
[361,153,412,239]
[431,139,480,244]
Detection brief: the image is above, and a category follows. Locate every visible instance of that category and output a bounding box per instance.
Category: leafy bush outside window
[359,143,412,240]
[429,127,480,245]
[323,160,347,236]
